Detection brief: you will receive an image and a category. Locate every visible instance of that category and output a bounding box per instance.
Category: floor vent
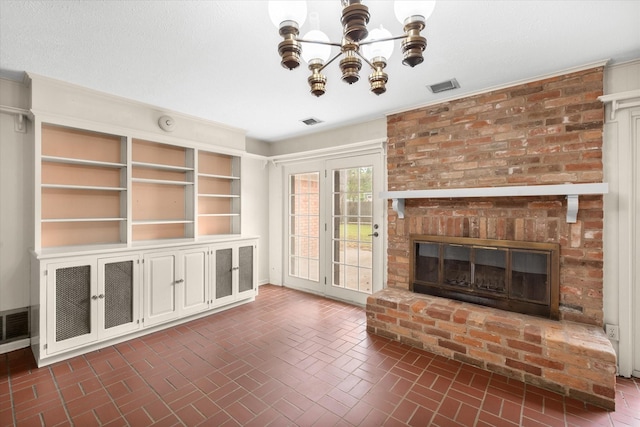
[0,308,29,344]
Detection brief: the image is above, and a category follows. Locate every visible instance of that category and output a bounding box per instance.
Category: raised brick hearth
[367,65,617,409]
[366,288,617,410]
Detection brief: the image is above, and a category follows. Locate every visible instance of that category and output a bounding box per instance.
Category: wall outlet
[605,324,619,341]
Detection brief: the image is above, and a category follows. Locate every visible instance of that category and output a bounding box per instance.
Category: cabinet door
[143,252,178,326]
[46,259,98,354]
[98,255,141,339]
[237,244,256,298]
[213,247,235,306]
[180,247,209,316]
[212,241,257,306]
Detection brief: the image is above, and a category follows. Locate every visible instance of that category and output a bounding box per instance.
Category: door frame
[277,142,386,306]
[323,154,385,306]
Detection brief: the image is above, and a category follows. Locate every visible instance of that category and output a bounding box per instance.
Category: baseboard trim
[0,338,30,355]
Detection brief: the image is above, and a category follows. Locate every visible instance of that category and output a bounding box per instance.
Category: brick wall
[385,66,605,326]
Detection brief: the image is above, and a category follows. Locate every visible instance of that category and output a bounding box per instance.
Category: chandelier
[268,0,436,97]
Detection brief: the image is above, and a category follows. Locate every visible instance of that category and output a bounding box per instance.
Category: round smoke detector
[158,115,175,132]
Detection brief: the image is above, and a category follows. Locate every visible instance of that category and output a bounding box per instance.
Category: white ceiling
[1,1,639,143]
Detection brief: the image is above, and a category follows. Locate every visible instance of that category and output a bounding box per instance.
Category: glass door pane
[331,166,373,294]
[289,172,320,282]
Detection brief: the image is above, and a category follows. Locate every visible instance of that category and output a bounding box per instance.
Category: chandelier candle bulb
[269,0,434,96]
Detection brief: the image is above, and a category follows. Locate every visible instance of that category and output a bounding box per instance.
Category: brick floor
[1,285,638,426]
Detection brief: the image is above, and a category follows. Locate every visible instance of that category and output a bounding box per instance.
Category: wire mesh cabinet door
[97,255,141,339]
[237,243,256,299]
[213,247,234,306]
[45,259,99,354]
[211,239,257,307]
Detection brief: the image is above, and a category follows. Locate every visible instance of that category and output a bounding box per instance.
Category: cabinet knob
[91,295,98,300]
[98,294,105,299]
[175,279,185,284]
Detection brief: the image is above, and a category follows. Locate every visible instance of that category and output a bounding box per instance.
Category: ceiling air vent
[427,78,460,94]
[301,117,323,126]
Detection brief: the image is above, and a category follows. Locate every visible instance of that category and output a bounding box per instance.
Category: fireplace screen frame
[410,235,560,319]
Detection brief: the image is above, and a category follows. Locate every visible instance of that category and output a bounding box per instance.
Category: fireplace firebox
[410,235,560,319]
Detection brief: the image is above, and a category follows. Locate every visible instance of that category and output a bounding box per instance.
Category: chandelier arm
[359,35,406,46]
[353,49,376,70]
[297,39,343,48]
[318,51,345,72]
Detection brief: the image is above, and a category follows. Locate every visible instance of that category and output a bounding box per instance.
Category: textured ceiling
[1,1,639,142]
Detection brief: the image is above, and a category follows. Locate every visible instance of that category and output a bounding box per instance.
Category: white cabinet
[28,79,256,367]
[97,256,141,339]
[179,246,210,316]
[143,246,210,327]
[44,255,140,355]
[212,240,257,306]
[143,251,178,326]
[32,239,256,366]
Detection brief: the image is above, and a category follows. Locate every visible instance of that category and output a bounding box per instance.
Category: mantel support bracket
[391,198,405,219]
[566,194,579,223]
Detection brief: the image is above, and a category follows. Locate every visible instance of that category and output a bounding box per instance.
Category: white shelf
[133,220,193,226]
[42,184,127,191]
[131,178,193,186]
[198,213,240,217]
[42,156,126,168]
[42,217,126,223]
[198,194,240,198]
[132,161,193,172]
[380,183,609,223]
[198,173,239,180]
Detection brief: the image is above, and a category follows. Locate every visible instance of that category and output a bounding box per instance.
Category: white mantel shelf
[380,183,609,223]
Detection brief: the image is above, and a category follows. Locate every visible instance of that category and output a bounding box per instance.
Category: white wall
[241,155,270,285]
[269,118,387,157]
[0,77,33,312]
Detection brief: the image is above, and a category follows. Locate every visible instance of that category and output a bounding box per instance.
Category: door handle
[368,232,379,237]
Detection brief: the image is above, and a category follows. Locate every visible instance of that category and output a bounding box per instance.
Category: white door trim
[601,93,640,377]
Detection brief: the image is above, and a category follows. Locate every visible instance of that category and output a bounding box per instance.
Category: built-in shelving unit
[37,125,244,252]
[40,124,127,248]
[29,75,256,368]
[197,151,240,236]
[131,138,195,242]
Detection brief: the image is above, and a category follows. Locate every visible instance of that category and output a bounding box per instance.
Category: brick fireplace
[366,66,617,409]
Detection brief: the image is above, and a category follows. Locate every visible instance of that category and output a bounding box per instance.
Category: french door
[284,154,384,306]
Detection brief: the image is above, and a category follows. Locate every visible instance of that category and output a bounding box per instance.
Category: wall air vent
[301,117,323,126]
[0,308,29,344]
[427,78,460,94]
